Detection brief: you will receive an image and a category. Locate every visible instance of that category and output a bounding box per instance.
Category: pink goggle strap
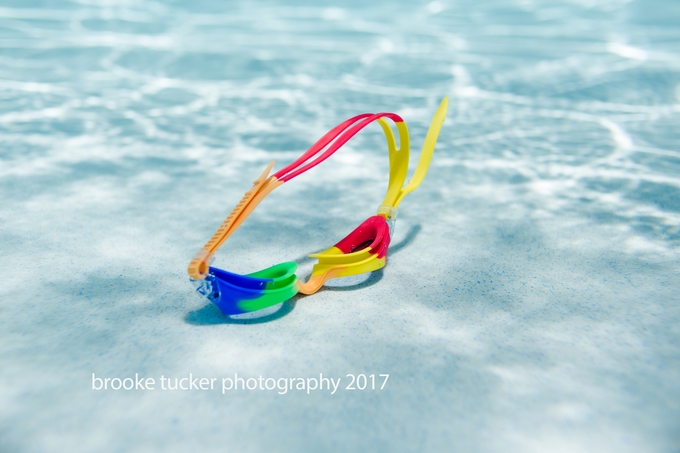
[273,112,404,182]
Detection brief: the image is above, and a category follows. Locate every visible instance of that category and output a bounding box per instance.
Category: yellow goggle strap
[377,118,410,211]
[381,97,448,211]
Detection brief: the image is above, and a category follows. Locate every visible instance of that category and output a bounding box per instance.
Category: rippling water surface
[1,1,679,452]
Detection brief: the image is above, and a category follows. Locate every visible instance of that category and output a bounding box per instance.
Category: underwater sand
[1,0,679,452]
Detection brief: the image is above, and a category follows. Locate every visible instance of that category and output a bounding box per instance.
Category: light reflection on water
[0,1,678,452]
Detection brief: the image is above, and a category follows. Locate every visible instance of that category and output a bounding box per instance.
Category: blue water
[1,1,679,452]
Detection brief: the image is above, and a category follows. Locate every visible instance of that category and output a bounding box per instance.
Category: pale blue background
[1,0,679,452]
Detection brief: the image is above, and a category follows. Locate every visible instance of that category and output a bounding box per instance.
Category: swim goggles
[188,97,448,315]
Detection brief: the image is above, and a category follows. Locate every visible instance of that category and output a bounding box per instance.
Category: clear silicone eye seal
[188,97,448,315]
